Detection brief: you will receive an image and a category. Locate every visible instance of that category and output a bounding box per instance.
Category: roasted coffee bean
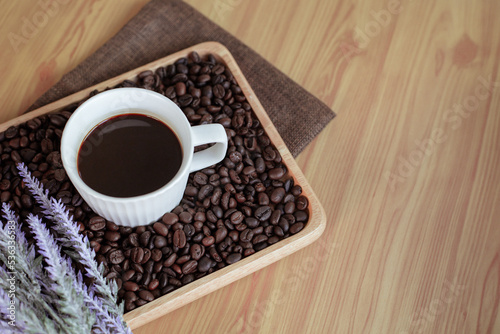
[181,274,195,285]
[162,212,178,225]
[179,211,192,224]
[142,249,151,264]
[209,247,222,262]
[254,206,272,221]
[134,273,143,283]
[252,234,268,244]
[197,257,212,273]
[282,214,296,225]
[189,51,201,63]
[270,187,285,203]
[5,126,18,139]
[173,229,187,248]
[277,220,290,236]
[296,196,309,210]
[198,184,213,200]
[190,244,203,260]
[108,250,125,264]
[90,241,101,252]
[182,260,198,274]
[268,236,280,244]
[122,270,135,282]
[153,222,168,236]
[99,244,112,255]
[290,222,305,234]
[124,291,138,302]
[131,247,145,264]
[294,211,308,222]
[183,224,196,238]
[151,248,163,262]
[158,273,169,289]
[258,193,270,205]
[193,172,208,185]
[270,210,281,225]
[164,253,177,267]
[284,202,295,214]
[0,179,10,191]
[123,281,139,292]
[194,211,206,222]
[148,279,159,291]
[239,229,254,243]
[172,264,182,275]
[265,226,274,237]
[213,84,225,99]
[172,73,188,83]
[128,233,139,247]
[20,194,32,209]
[19,136,30,147]
[226,253,242,264]
[230,211,244,225]
[252,226,264,236]
[202,236,215,247]
[154,236,167,248]
[214,227,228,243]
[11,151,22,163]
[244,217,259,229]
[154,262,163,273]
[176,254,191,265]
[139,231,151,247]
[161,285,176,295]
[291,185,302,196]
[175,82,186,96]
[254,242,268,252]
[104,231,120,242]
[273,226,284,237]
[268,167,285,180]
[125,301,135,312]
[143,260,154,273]
[135,299,148,307]
[197,74,211,84]
[138,290,154,302]
[46,151,63,168]
[192,232,204,243]
[213,206,224,219]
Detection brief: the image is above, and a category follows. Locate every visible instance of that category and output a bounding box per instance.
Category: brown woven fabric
[28,0,334,157]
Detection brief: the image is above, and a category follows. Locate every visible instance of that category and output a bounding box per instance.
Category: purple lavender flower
[17,163,121,314]
[15,163,130,333]
[27,214,94,333]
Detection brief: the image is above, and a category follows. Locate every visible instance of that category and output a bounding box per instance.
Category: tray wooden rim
[0,41,327,329]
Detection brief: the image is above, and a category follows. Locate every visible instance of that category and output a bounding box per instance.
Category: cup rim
[61,87,193,203]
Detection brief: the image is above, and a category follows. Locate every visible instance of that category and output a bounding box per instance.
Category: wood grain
[1,0,500,333]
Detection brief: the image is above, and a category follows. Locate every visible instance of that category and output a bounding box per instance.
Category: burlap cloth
[28,0,334,157]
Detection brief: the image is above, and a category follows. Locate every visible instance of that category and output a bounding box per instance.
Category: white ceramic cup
[61,87,228,227]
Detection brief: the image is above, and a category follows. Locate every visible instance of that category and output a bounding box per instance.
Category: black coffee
[78,113,182,197]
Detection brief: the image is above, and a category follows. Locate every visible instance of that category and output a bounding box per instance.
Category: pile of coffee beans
[0,52,309,312]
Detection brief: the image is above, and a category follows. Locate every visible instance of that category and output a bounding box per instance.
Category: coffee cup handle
[189,124,228,172]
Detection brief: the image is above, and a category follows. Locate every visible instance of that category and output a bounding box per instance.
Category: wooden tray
[0,42,326,329]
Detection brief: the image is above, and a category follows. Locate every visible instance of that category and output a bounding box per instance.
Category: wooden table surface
[1,0,499,333]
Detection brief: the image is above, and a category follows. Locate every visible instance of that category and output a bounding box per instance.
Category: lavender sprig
[25,216,130,334]
[26,214,95,333]
[0,284,58,334]
[72,269,132,334]
[15,163,130,332]
[0,205,65,330]
[17,163,121,315]
[0,204,42,299]
[0,200,131,333]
